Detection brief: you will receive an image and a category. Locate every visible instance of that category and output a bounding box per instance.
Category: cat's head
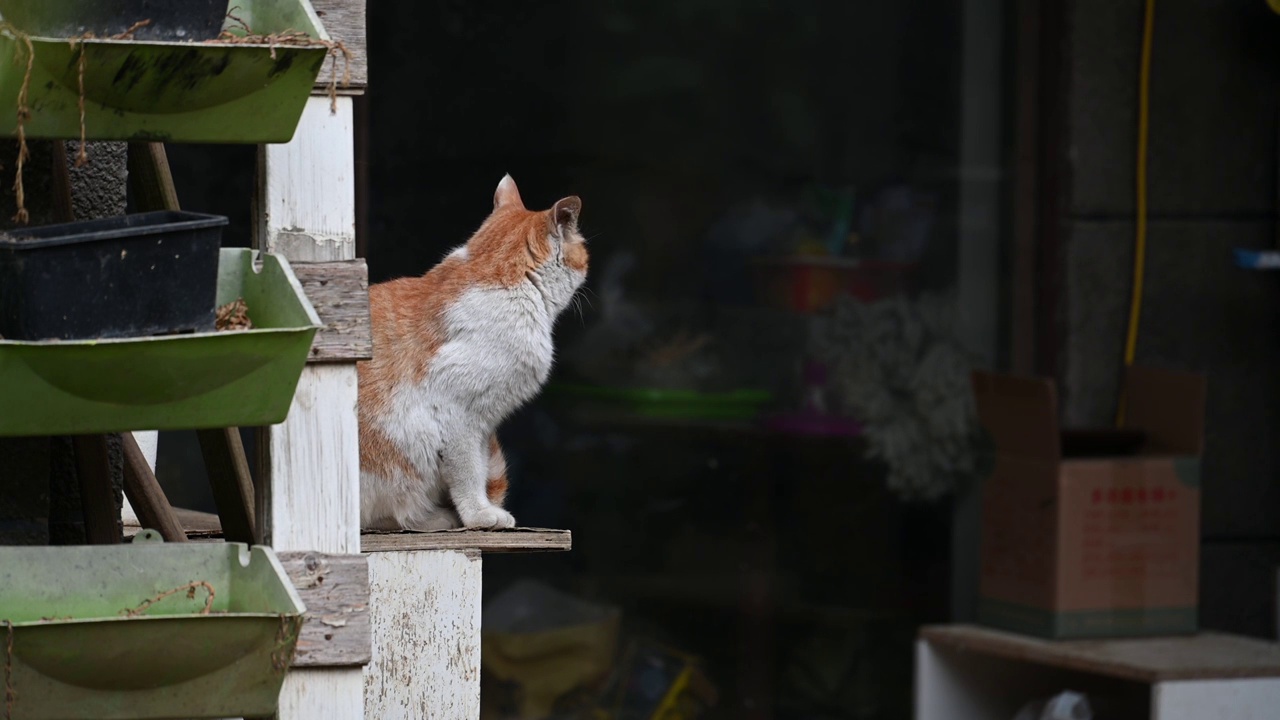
[463,174,588,312]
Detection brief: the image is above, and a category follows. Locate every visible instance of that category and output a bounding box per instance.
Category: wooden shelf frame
[916,624,1280,720]
[362,528,572,554]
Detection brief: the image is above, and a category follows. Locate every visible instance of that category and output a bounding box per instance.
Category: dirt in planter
[216,297,252,331]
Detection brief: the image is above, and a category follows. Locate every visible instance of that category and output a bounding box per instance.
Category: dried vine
[121,581,216,617]
[10,32,32,224]
[270,614,301,672]
[212,6,352,112]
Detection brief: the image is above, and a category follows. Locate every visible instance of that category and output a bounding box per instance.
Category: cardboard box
[972,366,1206,639]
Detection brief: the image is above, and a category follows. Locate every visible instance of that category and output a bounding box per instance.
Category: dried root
[216,297,253,331]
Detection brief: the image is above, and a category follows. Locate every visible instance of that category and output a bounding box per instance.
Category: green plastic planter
[0,540,305,720]
[0,247,321,436]
[0,0,331,142]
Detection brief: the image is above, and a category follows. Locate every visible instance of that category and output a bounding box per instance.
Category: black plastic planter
[0,211,228,341]
[0,0,232,42]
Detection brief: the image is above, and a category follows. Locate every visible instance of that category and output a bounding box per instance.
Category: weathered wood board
[280,551,372,668]
[366,550,482,720]
[293,260,373,363]
[256,95,366,719]
[311,0,368,92]
[362,527,572,554]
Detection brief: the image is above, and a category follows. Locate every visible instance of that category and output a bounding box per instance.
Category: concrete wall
[1056,0,1280,637]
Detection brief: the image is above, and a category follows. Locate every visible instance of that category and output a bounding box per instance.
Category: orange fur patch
[485,434,509,504]
[359,422,417,481]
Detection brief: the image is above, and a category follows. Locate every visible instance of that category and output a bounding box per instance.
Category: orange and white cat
[357,175,587,530]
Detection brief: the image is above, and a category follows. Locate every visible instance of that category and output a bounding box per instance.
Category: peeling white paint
[366,550,481,720]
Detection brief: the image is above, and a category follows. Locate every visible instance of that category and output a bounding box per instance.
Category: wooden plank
[172,507,222,533]
[257,97,356,261]
[279,669,364,719]
[279,552,372,668]
[256,95,364,718]
[122,431,160,526]
[123,507,230,542]
[255,96,359,555]
[366,550,481,720]
[361,527,573,554]
[257,366,360,553]
[292,261,373,363]
[120,432,186,543]
[126,143,180,212]
[311,0,367,93]
[71,435,121,544]
[196,428,258,544]
[920,625,1280,683]
[916,636,1153,720]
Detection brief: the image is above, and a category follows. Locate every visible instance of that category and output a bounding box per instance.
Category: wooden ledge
[124,507,223,540]
[361,527,572,554]
[126,510,571,555]
[920,624,1280,683]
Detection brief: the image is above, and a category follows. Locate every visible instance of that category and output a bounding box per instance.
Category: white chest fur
[430,283,557,423]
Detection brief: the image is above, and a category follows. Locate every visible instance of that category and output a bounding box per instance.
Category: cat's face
[465,175,588,313]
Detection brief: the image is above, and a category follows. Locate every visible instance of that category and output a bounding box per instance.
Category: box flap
[1123,366,1206,456]
[971,371,1061,459]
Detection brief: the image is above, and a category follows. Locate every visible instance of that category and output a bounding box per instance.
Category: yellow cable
[1118,0,1155,427]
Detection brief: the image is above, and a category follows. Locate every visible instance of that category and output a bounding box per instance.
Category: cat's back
[366,263,461,353]
[359,267,455,412]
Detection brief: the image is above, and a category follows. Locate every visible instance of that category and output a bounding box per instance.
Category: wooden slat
[196,428,258,544]
[123,507,225,540]
[292,261,373,363]
[920,624,1280,683]
[256,98,356,261]
[279,552,372,668]
[72,435,121,544]
[255,96,363,717]
[172,507,223,534]
[311,0,367,93]
[366,550,481,719]
[255,97,359,554]
[126,143,180,212]
[361,527,572,554]
[120,433,186,543]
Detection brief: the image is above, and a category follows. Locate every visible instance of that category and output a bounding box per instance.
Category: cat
[357,175,587,531]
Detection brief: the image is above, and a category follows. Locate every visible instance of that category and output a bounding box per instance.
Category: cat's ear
[552,196,582,234]
[493,174,525,210]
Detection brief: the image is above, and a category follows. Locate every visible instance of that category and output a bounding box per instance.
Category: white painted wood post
[256,95,364,719]
[366,550,483,720]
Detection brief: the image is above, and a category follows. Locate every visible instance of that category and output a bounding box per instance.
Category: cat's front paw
[461,505,516,530]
